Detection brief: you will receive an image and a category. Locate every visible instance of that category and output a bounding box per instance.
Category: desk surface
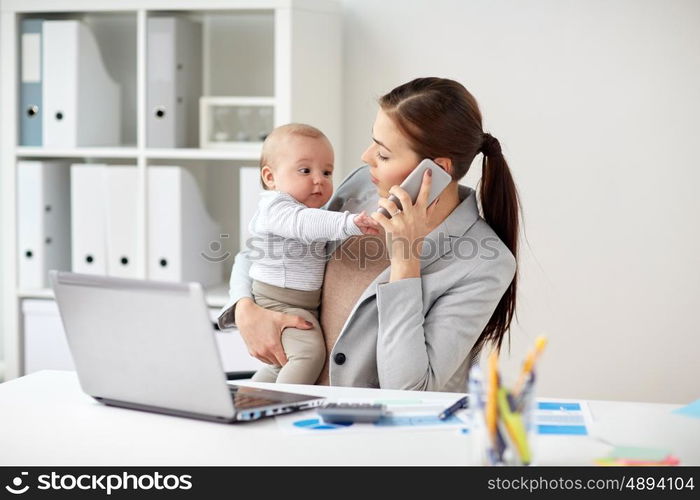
[1,371,699,466]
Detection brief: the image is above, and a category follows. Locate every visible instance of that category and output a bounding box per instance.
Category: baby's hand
[354,211,381,235]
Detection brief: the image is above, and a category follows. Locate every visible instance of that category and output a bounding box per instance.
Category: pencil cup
[467,365,492,465]
[517,372,538,466]
[467,365,537,466]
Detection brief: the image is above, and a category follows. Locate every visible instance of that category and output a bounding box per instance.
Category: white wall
[341,0,700,404]
[0,0,4,383]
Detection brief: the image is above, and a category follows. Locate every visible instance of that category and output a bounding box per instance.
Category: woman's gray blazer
[218,165,516,393]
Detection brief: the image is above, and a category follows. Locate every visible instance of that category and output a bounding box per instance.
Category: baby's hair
[259,123,329,190]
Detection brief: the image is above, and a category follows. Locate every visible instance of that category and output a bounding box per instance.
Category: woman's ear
[433,157,453,176]
[261,165,275,189]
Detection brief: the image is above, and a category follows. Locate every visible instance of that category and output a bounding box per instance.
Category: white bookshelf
[1,0,342,380]
[16,147,141,158]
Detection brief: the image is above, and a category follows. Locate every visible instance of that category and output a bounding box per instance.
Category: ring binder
[71,164,108,275]
[147,166,223,286]
[147,17,202,147]
[20,19,44,146]
[17,161,71,288]
[42,20,121,147]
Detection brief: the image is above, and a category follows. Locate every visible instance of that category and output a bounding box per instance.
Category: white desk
[1,371,699,466]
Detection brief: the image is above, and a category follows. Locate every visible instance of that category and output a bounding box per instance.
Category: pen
[515,372,536,413]
[513,335,547,397]
[438,396,469,420]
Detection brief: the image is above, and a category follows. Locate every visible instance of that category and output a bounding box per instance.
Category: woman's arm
[217,247,253,330]
[370,168,516,390]
[375,255,516,391]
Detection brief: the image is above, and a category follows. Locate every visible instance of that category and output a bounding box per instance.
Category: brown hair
[379,77,521,355]
[259,123,329,190]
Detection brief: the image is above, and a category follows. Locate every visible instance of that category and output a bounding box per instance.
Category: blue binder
[20,19,43,146]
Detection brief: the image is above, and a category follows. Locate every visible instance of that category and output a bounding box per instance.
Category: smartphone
[377,158,453,218]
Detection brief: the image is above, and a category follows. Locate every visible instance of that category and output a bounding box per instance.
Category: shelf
[18,283,231,308]
[145,147,261,161]
[14,146,263,161]
[16,147,140,159]
[17,288,55,300]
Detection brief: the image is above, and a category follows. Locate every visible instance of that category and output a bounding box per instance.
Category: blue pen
[516,372,536,413]
[438,395,469,420]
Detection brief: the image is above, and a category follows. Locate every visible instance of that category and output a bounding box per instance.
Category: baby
[246,123,378,384]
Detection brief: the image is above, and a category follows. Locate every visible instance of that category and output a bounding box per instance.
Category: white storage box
[199,96,274,149]
[22,299,74,374]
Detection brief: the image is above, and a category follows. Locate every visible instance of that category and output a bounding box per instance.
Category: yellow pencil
[513,335,547,397]
[486,350,499,445]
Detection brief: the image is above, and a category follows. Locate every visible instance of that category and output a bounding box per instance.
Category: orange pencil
[514,336,547,397]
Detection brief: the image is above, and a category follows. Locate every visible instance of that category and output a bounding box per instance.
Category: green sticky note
[608,446,671,462]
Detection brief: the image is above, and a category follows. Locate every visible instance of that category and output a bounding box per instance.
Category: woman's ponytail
[476,133,520,353]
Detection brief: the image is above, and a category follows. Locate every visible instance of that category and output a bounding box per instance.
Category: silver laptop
[49,271,325,423]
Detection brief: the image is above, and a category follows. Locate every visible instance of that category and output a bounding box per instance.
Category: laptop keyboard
[229,387,277,409]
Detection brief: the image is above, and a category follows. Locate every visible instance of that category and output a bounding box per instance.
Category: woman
[218,77,521,392]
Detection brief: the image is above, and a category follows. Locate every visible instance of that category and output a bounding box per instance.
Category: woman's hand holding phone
[371,169,438,279]
[375,159,452,219]
[370,159,453,280]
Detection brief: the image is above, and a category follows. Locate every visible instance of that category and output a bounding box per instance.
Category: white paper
[276,397,469,436]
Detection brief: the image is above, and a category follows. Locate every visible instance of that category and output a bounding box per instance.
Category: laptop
[49,270,325,423]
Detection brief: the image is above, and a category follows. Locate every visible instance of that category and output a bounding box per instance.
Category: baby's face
[265,135,334,208]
